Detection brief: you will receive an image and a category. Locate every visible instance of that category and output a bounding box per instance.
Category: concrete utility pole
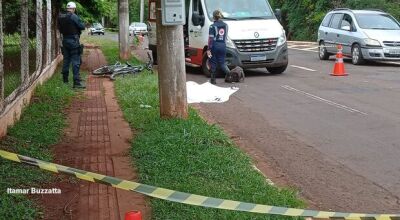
[140,0,144,23]
[156,0,188,119]
[118,0,130,60]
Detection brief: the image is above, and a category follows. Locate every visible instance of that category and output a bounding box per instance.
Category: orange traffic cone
[125,211,142,220]
[331,45,348,76]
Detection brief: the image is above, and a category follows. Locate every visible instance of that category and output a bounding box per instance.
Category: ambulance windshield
[204,0,274,20]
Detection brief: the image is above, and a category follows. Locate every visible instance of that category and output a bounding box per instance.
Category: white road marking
[281,85,368,115]
[288,41,317,45]
[289,47,319,53]
[290,65,317,72]
[303,46,319,50]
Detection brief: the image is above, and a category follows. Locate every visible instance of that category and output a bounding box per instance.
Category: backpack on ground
[225,66,245,83]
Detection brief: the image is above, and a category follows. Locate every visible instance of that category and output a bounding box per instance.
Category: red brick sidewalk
[37,48,149,220]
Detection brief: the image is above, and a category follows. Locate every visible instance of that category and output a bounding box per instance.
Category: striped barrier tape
[1,149,400,220]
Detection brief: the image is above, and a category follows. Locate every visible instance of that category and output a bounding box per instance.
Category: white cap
[67,2,77,9]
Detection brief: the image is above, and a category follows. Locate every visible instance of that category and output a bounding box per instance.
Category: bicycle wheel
[110,69,140,81]
[92,66,112,75]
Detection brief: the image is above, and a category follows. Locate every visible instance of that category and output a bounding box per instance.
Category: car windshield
[355,14,400,30]
[204,0,274,20]
[93,24,103,28]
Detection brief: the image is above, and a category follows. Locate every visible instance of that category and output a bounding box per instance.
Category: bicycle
[92,52,153,81]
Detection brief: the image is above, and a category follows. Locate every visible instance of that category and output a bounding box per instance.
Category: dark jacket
[58,12,85,37]
[208,20,229,51]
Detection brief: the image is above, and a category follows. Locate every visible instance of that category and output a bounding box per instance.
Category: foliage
[4,34,36,48]
[270,0,400,40]
[2,0,148,33]
[2,0,36,35]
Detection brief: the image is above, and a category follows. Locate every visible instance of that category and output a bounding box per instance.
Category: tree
[270,0,400,40]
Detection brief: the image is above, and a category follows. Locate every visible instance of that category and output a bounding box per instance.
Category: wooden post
[118,0,130,60]
[46,0,52,65]
[0,0,4,108]
[21,0,29,82]
[36,0,43,72]
[156,0,188,119]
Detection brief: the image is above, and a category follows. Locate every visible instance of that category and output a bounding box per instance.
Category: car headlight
[226,37,236,49]
[364,38,381,47]
[277,31,287,46]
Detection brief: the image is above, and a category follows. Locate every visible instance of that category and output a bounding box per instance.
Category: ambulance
[147,0,288,76]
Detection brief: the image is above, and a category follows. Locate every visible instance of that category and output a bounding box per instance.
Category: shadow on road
[325,57,400,67]
[186,66,281,79]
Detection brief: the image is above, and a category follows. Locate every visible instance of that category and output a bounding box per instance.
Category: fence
[0,0,62,137]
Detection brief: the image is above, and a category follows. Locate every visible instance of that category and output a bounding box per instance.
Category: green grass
[3,47,38,98]
[81,32,140,65]
[90,38,304,219]
[4,71,21,97]
[0,72,77,219]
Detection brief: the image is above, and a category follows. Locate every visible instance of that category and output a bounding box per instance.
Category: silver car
[129,22,148,36]
[318,9,400,64]
[90,23,105,35]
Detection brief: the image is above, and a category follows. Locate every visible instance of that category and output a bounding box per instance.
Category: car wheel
[319,41,330,60]
[351,44,365,65]
[202,52,211,77]
[267,64,288,74]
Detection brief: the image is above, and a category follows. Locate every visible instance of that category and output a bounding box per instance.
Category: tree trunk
[21,0,29,82]
[156,0,188,119]
[118,0,130,60]
[0,0,4,109]
[46,0,52,65]
[36,0,43,72]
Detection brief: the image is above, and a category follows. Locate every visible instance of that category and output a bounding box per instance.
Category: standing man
[58,2,85,88]
[207,10,230,85]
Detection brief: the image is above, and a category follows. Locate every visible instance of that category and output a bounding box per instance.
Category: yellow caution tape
[1,150,399,220]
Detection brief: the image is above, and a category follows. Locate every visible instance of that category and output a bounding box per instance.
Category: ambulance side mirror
[192,12,205,27]
[146,22,152,31]
[275,9,282,22]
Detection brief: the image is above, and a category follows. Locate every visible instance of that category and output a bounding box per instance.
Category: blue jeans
[62,37,81,84]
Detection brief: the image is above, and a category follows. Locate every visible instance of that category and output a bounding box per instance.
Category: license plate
[250,55,267,62]
[384,48,400,54]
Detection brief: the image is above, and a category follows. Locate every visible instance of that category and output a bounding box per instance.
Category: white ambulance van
[147,0,288,76]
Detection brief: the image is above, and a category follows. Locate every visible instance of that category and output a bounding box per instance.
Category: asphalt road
[187,42,400,212]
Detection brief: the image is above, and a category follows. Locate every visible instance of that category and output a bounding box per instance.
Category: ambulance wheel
[202,53,211,77]
[267,64,287,74]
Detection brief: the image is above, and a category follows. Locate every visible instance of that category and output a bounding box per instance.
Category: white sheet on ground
[186,81,239,104]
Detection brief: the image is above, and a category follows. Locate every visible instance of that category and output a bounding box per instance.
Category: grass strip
[87,34,304,219]
[0,72,77,219]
